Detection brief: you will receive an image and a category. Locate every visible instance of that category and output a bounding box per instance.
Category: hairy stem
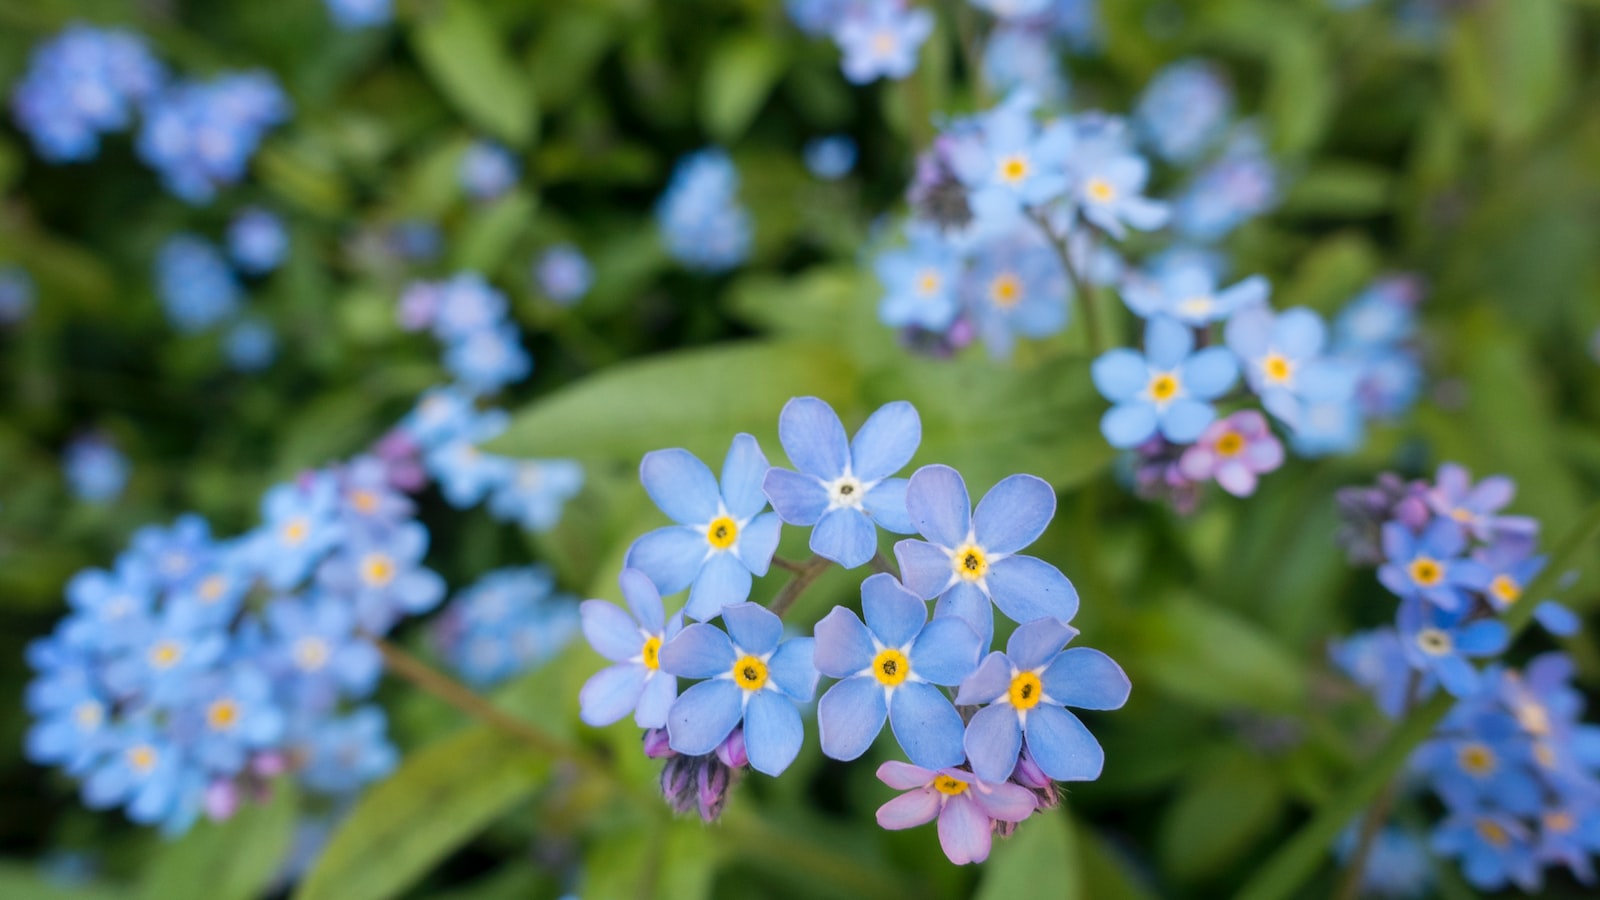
[768,554,834,619]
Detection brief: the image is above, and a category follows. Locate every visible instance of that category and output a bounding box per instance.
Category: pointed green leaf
[701,33,787,142]
[410,0,538,146]
[976,808,1081,900]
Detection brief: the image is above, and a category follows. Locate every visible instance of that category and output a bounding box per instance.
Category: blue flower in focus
[1120,263,1268,326]
[964,231,1068,359]
[1431,811,1541,893]
[656,148,752,273]
[292,707,397,795]
[250,473,344,590]
[625,435,782,621]
[1225,304,1352,430]
[1134,59,1233,164]
[534,244,593,306]
[658,603,818,776]
[762,398,920,570]
[1397,597,1508,699]
[443,322,532,396]
[950,98,1073,231]
[579,569,684,728]
[224,320,277,373]
[1092,315,1239,448]
[459,140,519,202]
[1064,128,1169,239]
[894,465,1078,648]
[1173,128,1279,242]
[182,665,286,774]
[438,567,579,689]
[814,573,982,768]
[804,135,858,180]
[10,25,165,163]
[264,592,382,711]
[0,266,35,326]
[226,207,288,275]
[955,617,1130,783]
[488,459,584,532]
[316,520,446,634]
[324,0,392,29]
[874,226,962,332]
[154,235,243,333]
[1377,519,1484,611]
[833,3,934,85]
[137,72,291,204]
[423,407,515,507]
[64,434,130,504]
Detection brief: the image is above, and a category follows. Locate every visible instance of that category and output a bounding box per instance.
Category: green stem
[770,555,808,575]
[1333,670,1422,900]
[869,550,900,578]
[1029,210,1104,355]
[768,554,833,619]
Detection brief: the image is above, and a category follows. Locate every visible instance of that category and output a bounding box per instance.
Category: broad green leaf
[487,341,862,463]
[295,726,550,900]
[723,266,890,368]
[1265,27,1332,156]
[528,10,616,112]
[1132,599,1307,714]
[138,783,298,900]
[1077,819,1158,900]
[256,142,349,217]
[453,189,537,273]
[1159,750,1284,882]
[410,0,538,146]
[580,818,719,900]
[701,33,787,142]
[976,808,1081,900]
[1448,0,1571,144]
[1275,233,1380,316]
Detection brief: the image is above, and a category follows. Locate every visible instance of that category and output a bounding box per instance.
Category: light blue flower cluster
[430,567,579,689]
[324,0,392,29]
[656,149,752,273]
[533,244,593,306]
[458,140,520,203]
[226,207,290,276]
[397,273,533,396]
[63,434,131,504]
[1331,465,1600,892]
[578,397,1128,865]
[136,72,291,204]
[0,266,34,326]
[1134,59,1233,165]
[9,24,165,163]
[1331,275,1426,422]
[154,235,245,334]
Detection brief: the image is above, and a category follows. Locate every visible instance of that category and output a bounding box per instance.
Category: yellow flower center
[1533,741,1557,769]
[933,775,968,796]
[294,637,331,671]
[1545,811,1575,834]
[75,701,103,729]
[207,698,240,731]
[990,273,1022,308]
[732,655,768,691]
[1408,557,1443,587]
[1415,627,1452,656]
[1008,671,1044,710]
[953,544,988,582]
[1148,372,1180,403]
[1449,507,1475,524]
[148,640,183,670]
[1178,295,1214,318]
[1215,431,1245,456]
[1458,743,1496,775]
[199,575,227,602]
[641,635,663,671]
[1489,575,1521,605]
[872,649,910,687]
[127,744,158,774]
[1475,819,1510,848]
[707,516,739,551]
[282,517,309,546]
[915,271,942,296]
[998,155,1030,183]
[351,490,380,514]
[1262,353,1294,385]
[871,31,896,56]
[1085,177,1116,204]
[361,553,396,587]
[1516,701,1551,736]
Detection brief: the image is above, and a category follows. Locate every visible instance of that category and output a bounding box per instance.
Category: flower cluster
[1331,464,1600,891]
[398,273,533,397]
[9,24,165,163]
[429,567,579,689]
[578,397,1129,864]
[136,71,291,204]
[154,223,287,368]
[655,148,752,273]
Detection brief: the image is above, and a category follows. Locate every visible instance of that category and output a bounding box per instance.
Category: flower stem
[869,550,900,578]
[770,555,808,575]
[768,554,833,619]
[1028,210,1104,356]
[1333,670,1421,900]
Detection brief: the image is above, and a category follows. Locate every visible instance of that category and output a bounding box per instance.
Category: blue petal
[861,572,926,648]
[1224,305,1272,359]
[580,600,642,662]
[895,539,955,600]
[1041,647,1130,710]
[811,507,878,569]
[1005,616,1077,670]
[1434,655,1479,698]
[635,673,676,729]
[1144,316,1193,369]
[906,464,971,547]
[745,690,805,776]
[657,623,735,679]
[1091,349,1149,402]
[778,396,849,480]
[762,468,829,526]
[624,526,708,596]
[1455,620,1508,656]
[720,433,771,520]
[1023,705,1104,781]
[986,555,1081,630]
[889,681,967,769]
[1181,347,1238,399]
[972,474,1055,556]
[964,703,1023,783]
[817,675,888,761]
[722,602,783,655]
[1534,601,1579,637]
[734,512,781,577]
[618,568,664,632]
[850,401,922,482]
[934,581,995,649]
[862,478,915,534]
[1101,403,1158,448]
[909,616,982,686]
[578,663,647,726]
[684,552,753,622]
[1275,308,1326,359]
[639,448,720,525]
[813,606,874,678]
[766,637,818,701]
[666,679,744,756]
[1159,398,1215,444]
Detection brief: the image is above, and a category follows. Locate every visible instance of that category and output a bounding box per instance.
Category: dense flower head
[154,235,244,333]
[459,140,519,202]
[1093,315,1240,449]
[136,71,291,204]
[0,266,36,326]
[226,207,289,275]
[1135,59,1233,164]
[10,24,165,163]
[533,244,593,306]
[656,148,752,272]
[832,2,935,85]
[64,434,131,504]
[804,134,858,180]
[434,567,579,689]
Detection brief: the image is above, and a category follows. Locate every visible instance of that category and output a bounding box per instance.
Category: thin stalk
[1333,670,1422,900]
[770,555,808,575]
[869,550,900,578]
[768,554,834,619]
[1028,210,1104,355]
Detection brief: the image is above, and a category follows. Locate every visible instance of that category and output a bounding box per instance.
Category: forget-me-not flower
[1092,315,1239,448]
[1224,304,1353,430]
[1120,264,1268,327]
[316,520,446,634]
[579,569,684,729]
[1377,519,1485,612]
[1397,597,1508,699]
[1426,463,1538,544]
[833,4,934,85]
[875,226,963,332]
[874,761,1037,865]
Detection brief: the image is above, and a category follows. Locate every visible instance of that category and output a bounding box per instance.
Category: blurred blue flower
[1092,315,1239,448]
[1431,811,1541,892]
[1334,826,1434,898]
[25,647,109,775]
[182,666,286,774]
[970,0,1052,18]
[1426,463,1538,544]
[130,513,215,592]
[443,322,532,396]
[1377,518,1484,612]
[224,319,277,373]
[10,24,165,163]
[81,723,193,827]
[438,567,579,689]
[325,0,392,29]
[1120,263,1267,326]
[459,140,519,202]
[64,434,130,504]
[399,386,480,451]
[964,230,1068,359]
[61,559,156,652]
[103,605,227,707]
[1397,597,1507,699]
[137,72,291,204]
[226,207,288,275]
[337,456,415,535]
[950,97,1072,233]
[874,225,962,332]
[1135,59,1232,164]
[1225,304,1353,430]
[487,458,584,532]
[428,273,508,341]
[0,266,35,325]
[1064,122,1169,239]
[656,148,752,273]
[833,3,934,84]
[422,407,515,507]
[981,26,1067,104]
[292,708,397,795]
[534,244,593,306]
[316,520,446,634]
[805,135,858,180]
[154,235,243,333]
[1173,128,1279,242]
[263,592,381,711]
[579,569,684,727]
[250,473,345,590]
[1330,627,1419,719]
[1469,539,1576,636]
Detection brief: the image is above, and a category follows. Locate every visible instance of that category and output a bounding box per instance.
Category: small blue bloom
[1173,128,1279,242]
[129,514,215,592]
[154,235,243,333]
[894,465,1078,648]
[1120,263,1268,326]
[762,397,921,570]
[81,723,192,826]
[955,617,1130,783]
[1288,378,1365,457]
[316,520,446,634]
[656,148,752,273]
[325,0,392,29]
[1335,279,1419,350]
[227,207,288,275]
[950,98,1073,231]
[167,543,252,626]
[1414,732,1543,818]
[874,226,963,332]
[487,458,584,532]
[250,473,344,590]
[534,244,593,306]
[181,665,286,775]
[293,707,398,795]
[1330,627,1420,719]
[0,266,35,325]
[437,567,578,688]
[804,135,858,180]
[1225,304,1352,430]
[1397,598,1508,699]
[833,3,934,85]
[264,592,382,711]
[658,603,818,776]
[443,322,532,396]
[1377,519,1484,612]
[459,140,519,202]
[103,605,227,707]
[429,273,509,341]
[981,25,1068,105]
[136,72,291,204]
[1134,59,1233,164]
[1092,315,1239,448]
[1431,810,1541,892]
[1064,138,1169,239]
[1334,826,1434,899]
[1469,539,1576,637]
[224,319,277,373]
[970,0,1053,17]
[964,229,1069,359]
[61,559,156,651]
[1426,463,1538,544]
[64,434,130,504]
[25,655,110,775]
[399,386,480,451]
[336,455,416,534]
[579,569,684,728]
[814,573,982,768]
[626,435,783,621]
[423,408,515,507]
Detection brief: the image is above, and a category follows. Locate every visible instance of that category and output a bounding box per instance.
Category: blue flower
[429,273,509,341]
[1334,279,1419,349]
[1120,263,1268,326]
[1431,811,1541,892]
[399,386,480,450]
[10,25,165,163]
[971,0,1053,17]
[1334,826,1434,899]
[762,397,920,570]
[336,455,415,535]
[293,707,397,795]
[182,665,286,774]
[964,231,1069,359]
[325,0,392,29]
[1134,59,1233,164]
[1330,627,1419,718]
[227,207,288,275]
[81,723,194,826]
[579,569,684,728]
[25,648,110,775]
[167,542,252,626]
[1091,315,1239,448]
[103,605,226,707]
[814,573,982,768]
[1064,138,1169,239]
[459,140,519,202]
[656,148,752,273]
[487,458,584,532]
[1414,733,1543,817]
[224,320,277,373]
[438,567,578,688]
[137,72,290,204]
[63,434,129,504]
[534,244,593,306]
[894,465,1078,648]
[1397,598,1508,699]
[1377,519,1484,611]
[981,25,1067,105]
[1426,463,1538,544]
[1288,378,1365,457]
[833,4,934,85]
[154,235,242,333]
[1225,304,1356,430]
[60,559,156,651]
[250,473,344,590]
[1469,539,1576,637]
[658,603,818,776]
[874,226,963,332]
[316,520,446,634]
[949,98,1073,231]
[804,135,858,180]
[0,266,35,326]
[423,408,515,507]
[955,617,1130,783]
[625,435,783,621]
[263,592,382,711]
[130,513,216,591]
[1173,128,1279,242]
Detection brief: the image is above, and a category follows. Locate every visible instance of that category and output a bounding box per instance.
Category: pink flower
[874,761,1036,865]
[1177,410,1283,497]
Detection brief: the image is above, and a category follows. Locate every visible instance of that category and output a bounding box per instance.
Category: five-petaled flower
[1396,597,1508,699]
[874,761,1037,865]
[578,568,684,729]
[1377,519,1484,612]
[1092,315,1238,449]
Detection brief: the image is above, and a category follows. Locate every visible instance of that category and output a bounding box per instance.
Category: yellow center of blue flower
[1449,507,1474,524]
[1178,295,1214,318]
[1489,575,1520,604]
[1008,671,1043,710]
[641,635,663,671]
[199,575,227,602]
[207,698,240,732]
[75,701,103,730]
[1533,741,1557,768]
[916,271,942,296]
[361,553,396,587]
[707,516,738,551]
[953,544,988,581]
[149,640,183,670]
[127,744,158,773]
[1475,819,1510,847]
[1147,373,1180,403]
[1262,353,1294,385]
[1216,431,1245,456]
[351,490,380,514]
[733,655,768,691]
[1458,743,1496,775]
[1415,627,1452,656]
[933,775,968,796]
[1545,811,1575,834]
[294,637,331,671]
[990,273,1022,308]
[1408,557,1443,587]
[873,649,910,687]
[1516,701,1550,736]
[282,518,309,545]
[999,156,1030,183]
[1086,177,1116,203]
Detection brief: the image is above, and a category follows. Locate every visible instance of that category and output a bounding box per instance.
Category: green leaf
[410,0,538,146]
[138,783,298,900]
[1132,599,1307,714]
[1265,27,1333,156]
[527,10,616,112]
[1159,750,1284,882]
[582,819,720,900]
[1447,0,1571,144]
[0,864,129,900]
[976,809,1081,900]
[723,266,890,369]
[487,341,862,463]
[453,189,537,273]
[294,726,550,900]
[701,33,787,142]
[1278,163,1393,218]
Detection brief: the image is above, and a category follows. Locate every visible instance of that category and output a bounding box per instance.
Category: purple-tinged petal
[581,600,643,662]
[1533,602,1579,637]
[778,397,849,479]
[877,760,936,790]
[767,637,818,701]
[937,796,994,865]
[811,507,878,569]
[851,401,922,482]
[618,568,664,632]
[635,673,676,729]
[734,512,781,577]
[890,681,967,769]
[1215,462,1258,497]
[1005,616,1077,670]
[722,602,783,655]
[1181,347,1238,399]
[955,651,1012,705]
[640,449,721,525]
[876,788,941,829]
[1145,316,1193,370]
[862,572,926,648]
[934,581,995,649]
[986,556,1081,629]
[624,526,708,596]
[814,606,875,678]
[909,616,982,686]
[1023,705,1104,781]
[720,433,770,520]
[964,703,1023,784]
[906,465,971,548]
[762,468,829,526]
[1466,475,1515,513]
[658,623,736,679]
[972,474,1055,556]
[1091,350,1148,403]
[895,539,954,600]
[862,478,915,534]
[1041,647,1130,710]
[579,663,647,726]
[817,675,888,761]
[744,691,804,776]
[684,552,753,622]
[970,782,1037,822]
[1102,403,1158,449]
[667,679,744,756]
